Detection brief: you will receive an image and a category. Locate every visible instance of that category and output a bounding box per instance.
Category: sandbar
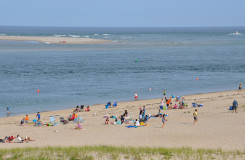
[0,35,110,44]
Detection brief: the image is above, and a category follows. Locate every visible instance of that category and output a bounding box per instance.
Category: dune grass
[0,146,244,160]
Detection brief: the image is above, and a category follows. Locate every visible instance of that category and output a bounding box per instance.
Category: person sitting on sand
[193,109,198,125]
[20,118,25,126]
[85,106,90,112]
[173,104,178,109]
[134,119,140,126]
[17,135,24,143]
[7,136,15,143]
[75,122,82,129]
[105,118,109,125]
[161,114,167,128]
[69,113,75,121]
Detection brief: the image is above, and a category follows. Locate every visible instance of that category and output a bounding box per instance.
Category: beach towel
[126,125,138,128]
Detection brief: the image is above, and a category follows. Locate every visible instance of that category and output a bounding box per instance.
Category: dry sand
[0,90,245,151]
[0,35,110,44]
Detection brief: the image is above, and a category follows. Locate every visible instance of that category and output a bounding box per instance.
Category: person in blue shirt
[36,112,41,120]
[7,106,10,113]
[232,100,238,113]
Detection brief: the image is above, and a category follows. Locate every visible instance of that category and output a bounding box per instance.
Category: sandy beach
[0,90,245,151]
[0,35,110,44]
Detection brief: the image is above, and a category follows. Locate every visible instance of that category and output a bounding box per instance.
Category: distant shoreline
[0,35,110,44]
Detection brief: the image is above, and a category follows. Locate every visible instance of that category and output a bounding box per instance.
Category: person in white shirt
[135,119,140,126]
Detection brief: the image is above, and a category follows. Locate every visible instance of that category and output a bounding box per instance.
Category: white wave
[227,31,242,36]
[94,34,99,35]
[68,35,80,38]
[54,34,66,37]
[102,34,110,36]
[84,36,90,38]
[0,34,6,36]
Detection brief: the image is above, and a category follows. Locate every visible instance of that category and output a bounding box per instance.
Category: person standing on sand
[25,115,29,126]
[232,100,238,113]
[163,89,166,97]
[238,83,242,91]
[193,109,198,125]
[161,114,167,128]
[36,112,41,120]
[134,92,138,101]
[7,106,10,113]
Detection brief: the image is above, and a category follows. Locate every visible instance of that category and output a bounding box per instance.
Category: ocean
[0,26,245,118]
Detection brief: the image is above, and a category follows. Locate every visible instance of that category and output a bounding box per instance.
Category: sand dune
[0,90,245,151]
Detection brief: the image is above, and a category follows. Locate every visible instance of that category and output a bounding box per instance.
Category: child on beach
[193,109,198,125]
[25,115,29,126]
[135,119,140,126]
[161,114,167,128]
[105,118,109,125]
[163,89,166,97]
[36,112,41,120]
[75,122,82,129]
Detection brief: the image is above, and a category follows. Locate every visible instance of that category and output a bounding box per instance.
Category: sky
[1,0,245,27]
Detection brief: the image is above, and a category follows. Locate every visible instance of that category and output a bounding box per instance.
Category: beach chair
[60,117,64,122]
[192,103,197,107]
[113,102,117,107]
[107,102,111,106]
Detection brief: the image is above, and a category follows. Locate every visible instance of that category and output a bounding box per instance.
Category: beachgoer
[193,109,198,125]
[17,135,23,143]
[161,114,167,128]
[105,118,109,125]
[120,115,124,124]
[163,89,166,97]
[75,122,82,129]
[36,112,41,120]
[85,106,90,112]
[181,96,185,106]
[80,105,84,111]
[171,93,175,98]
[7,106,10,113]
[135,92,138,101]
[139,108,143,121]
[123,110,128,117]
[135,119,140,126]
[161,99,164,106]
[142,106,146,118]
[173,104,178,109]
[25,115,29,126]
[20,118,25,126]
[232,100,238,113]
[238,83,242,91]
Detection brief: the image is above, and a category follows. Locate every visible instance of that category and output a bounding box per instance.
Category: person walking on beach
[193,109,198,125]
[232,100,238,113]
[161,114,167,128]
[134,92,138,101]
[238,83,242,91]
[163,89,166,97]
[7,106,10,113]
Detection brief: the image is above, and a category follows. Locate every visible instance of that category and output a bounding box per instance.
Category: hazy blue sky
[1,0,244,27]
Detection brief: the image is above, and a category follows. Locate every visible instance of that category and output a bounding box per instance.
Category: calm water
[0,27,245,117]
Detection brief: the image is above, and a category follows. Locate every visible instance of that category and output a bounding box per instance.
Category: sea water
[0,26,245,117]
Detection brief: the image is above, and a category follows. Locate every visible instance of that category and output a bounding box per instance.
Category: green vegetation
[0,146,244,160]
